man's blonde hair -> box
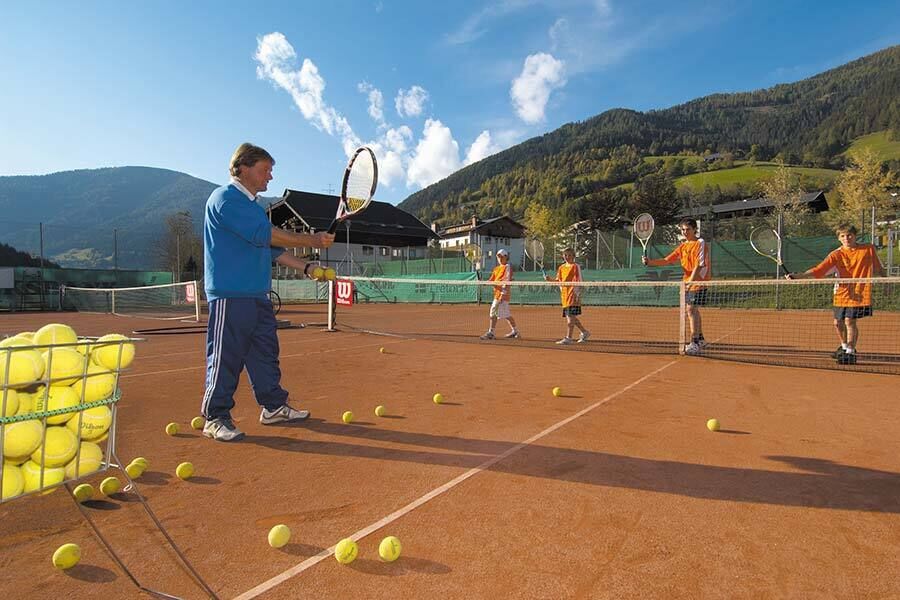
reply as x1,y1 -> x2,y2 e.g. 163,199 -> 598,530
229,143 -> 275,177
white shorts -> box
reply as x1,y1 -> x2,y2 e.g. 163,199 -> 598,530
490,299 -> 511,319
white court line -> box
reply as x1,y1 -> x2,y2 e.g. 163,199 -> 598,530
233,358 -> 678,600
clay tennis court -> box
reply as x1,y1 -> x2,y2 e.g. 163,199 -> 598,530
2,305 -> 900,599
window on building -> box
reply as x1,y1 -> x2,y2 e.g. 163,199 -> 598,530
380,247 -> 389,256
362,246 -> 374,256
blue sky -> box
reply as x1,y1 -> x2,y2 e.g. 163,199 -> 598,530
3,1 -> 899,204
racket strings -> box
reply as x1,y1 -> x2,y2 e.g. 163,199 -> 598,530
343,153 -> 376,215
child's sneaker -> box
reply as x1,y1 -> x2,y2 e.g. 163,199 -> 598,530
577,331 -> 591,343
504,330 -> 520,339
480,331 -> 495,340
555,337 -> 574,345
684,342 -> 702,355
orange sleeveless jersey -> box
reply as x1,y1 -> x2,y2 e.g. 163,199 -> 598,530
555,262 -> 582,307
662,238 -> 711,290
489,263 -> 512,301
809,243 -> 881,307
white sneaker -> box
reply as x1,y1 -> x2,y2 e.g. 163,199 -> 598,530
203,418 -> 245,442
697,338 -> 707,348
684,342 -> 701,355
556,337 -> 574,345
260,403 -> 310,425
577,331 -> 591,343
480,331 -> 495,340
504,330 -> 520,339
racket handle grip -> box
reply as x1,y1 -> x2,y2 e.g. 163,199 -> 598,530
326,219 -> 340,235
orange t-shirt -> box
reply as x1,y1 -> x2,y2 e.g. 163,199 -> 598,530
809,243 -> 882,307
555,262 -> 582,308
662,238 -> 711,290
489,263 -> 512,301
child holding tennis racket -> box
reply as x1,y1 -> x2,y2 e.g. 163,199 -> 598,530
544,248 -> 590,345
642,218 -> 710,355
480,249 -> 519,340
785,223 -> 885,364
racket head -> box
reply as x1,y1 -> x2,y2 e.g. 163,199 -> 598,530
524,238 -> 545,268
633,213 -> 655,244
462,243 -> 483,268
750,227 -> 782,263
328,147 -> 378,233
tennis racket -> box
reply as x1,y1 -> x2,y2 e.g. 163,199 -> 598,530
462,242 -> 483,271
750,227 -> 791,275
634,213 -> 655,258
327,146 -> 378,234
524,238 -> 547,277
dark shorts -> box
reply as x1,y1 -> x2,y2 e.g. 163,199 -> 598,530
562,306 -> 582,317
685,288 -> 708,306
833,306 -> 873,320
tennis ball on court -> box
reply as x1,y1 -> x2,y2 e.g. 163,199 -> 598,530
552,387 -> 562,397
91,334 -> 135,370
176,462 -> 194,480
33,323 -> 78,347
342,411 -> 354,424
66,405 -> 112,441
70,363 -> 116,403
374,405 -> 386,417
31,425 -> 78,468
52,543 -> 81,570
64,442 -> 104,479
334,538 -> 358,564
2,418 -> 44,460
130,457 -> 148,469
433,393 -> 443,405
190,416 -> 205,430
379,347 -> 386,354
41,348 -> 86,386
99,476 -> 120,496
707,418 -> 720,432
33,385 -> 80,424
312,266 -> 325,280
21,460 -> 65,494
1,463 -> 24,499
378,536 -> 402,562
324,267 -> 336,281
0,345 -> 44,388
72,483 -> 94,503
268,524 -> 291,548
165,422 -> 179,436
0,389 -> 19,417
125,462 -> 144,479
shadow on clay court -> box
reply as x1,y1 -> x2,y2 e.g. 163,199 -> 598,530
63,564 -> 118,583
717,429 -> 751,435
278,542 -> 326,557
245,426 -> 900,514
82,499 -> 121,511
348,556 -> 452,576
132,470 -> 173,486
182,476 -> 221,485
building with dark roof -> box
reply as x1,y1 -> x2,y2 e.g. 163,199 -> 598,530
680,191 -> 829,220
436,215 -> 526,266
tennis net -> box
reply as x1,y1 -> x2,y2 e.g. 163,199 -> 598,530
331,276 -> 900,375
63,280 -> 201,321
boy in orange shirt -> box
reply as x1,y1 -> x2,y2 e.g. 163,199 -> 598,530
544,247 -> 590,345
480,249 -> 519,340
786,223 -> 884,364
642,218 -> 710,355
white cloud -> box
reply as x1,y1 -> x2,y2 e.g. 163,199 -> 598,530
358,82 -> 385,126
464,130 -> 501,165
395,86 -> 429,118
407,119 -> 462,188
510,53 -> 566,124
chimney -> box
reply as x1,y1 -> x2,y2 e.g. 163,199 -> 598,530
431,222 -> 438,232
471,215 -> 478,228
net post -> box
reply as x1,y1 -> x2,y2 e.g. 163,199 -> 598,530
327,280 -> 335,331
678,280 -> 686,354
111,288 -> 116,314
193,280 -> 201,322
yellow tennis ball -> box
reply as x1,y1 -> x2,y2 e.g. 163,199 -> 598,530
41,348 -> 86,386
2,463 -> 24,499
707,418 -> 720,432
176,462 -> 194,480
31,425 -> 79,468
21,460 -> 65,494
268,524 -> 291,548
341,411 -> 354,424
72,483 -> 94,503
33,323 -> 78,347
334,538 -> 358,564
125,462 -> 144,479
99,476 -> 120,496
378,536 -> 402,562
91,334 -> 135,370
379,347 -> 386,354
52,543 -> 81,570
130,457 -> 148,469
432,393 -> 443,404
165,422 -> 179,436
0,389 -> 19,417
0,344 -> 44,388
0,335 -> 30,347
15,390 -> 34,415
552,387 -> 562,397
190,416 -> 205,430
65,405 -> 112,441
374,405 -> 386,417
312,266 -> 325,280
70,363 -> 116,403
324,267 -> 336,281
64,442 -> 104,479
33,385 -> 80,424
2,418 -> 44,460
